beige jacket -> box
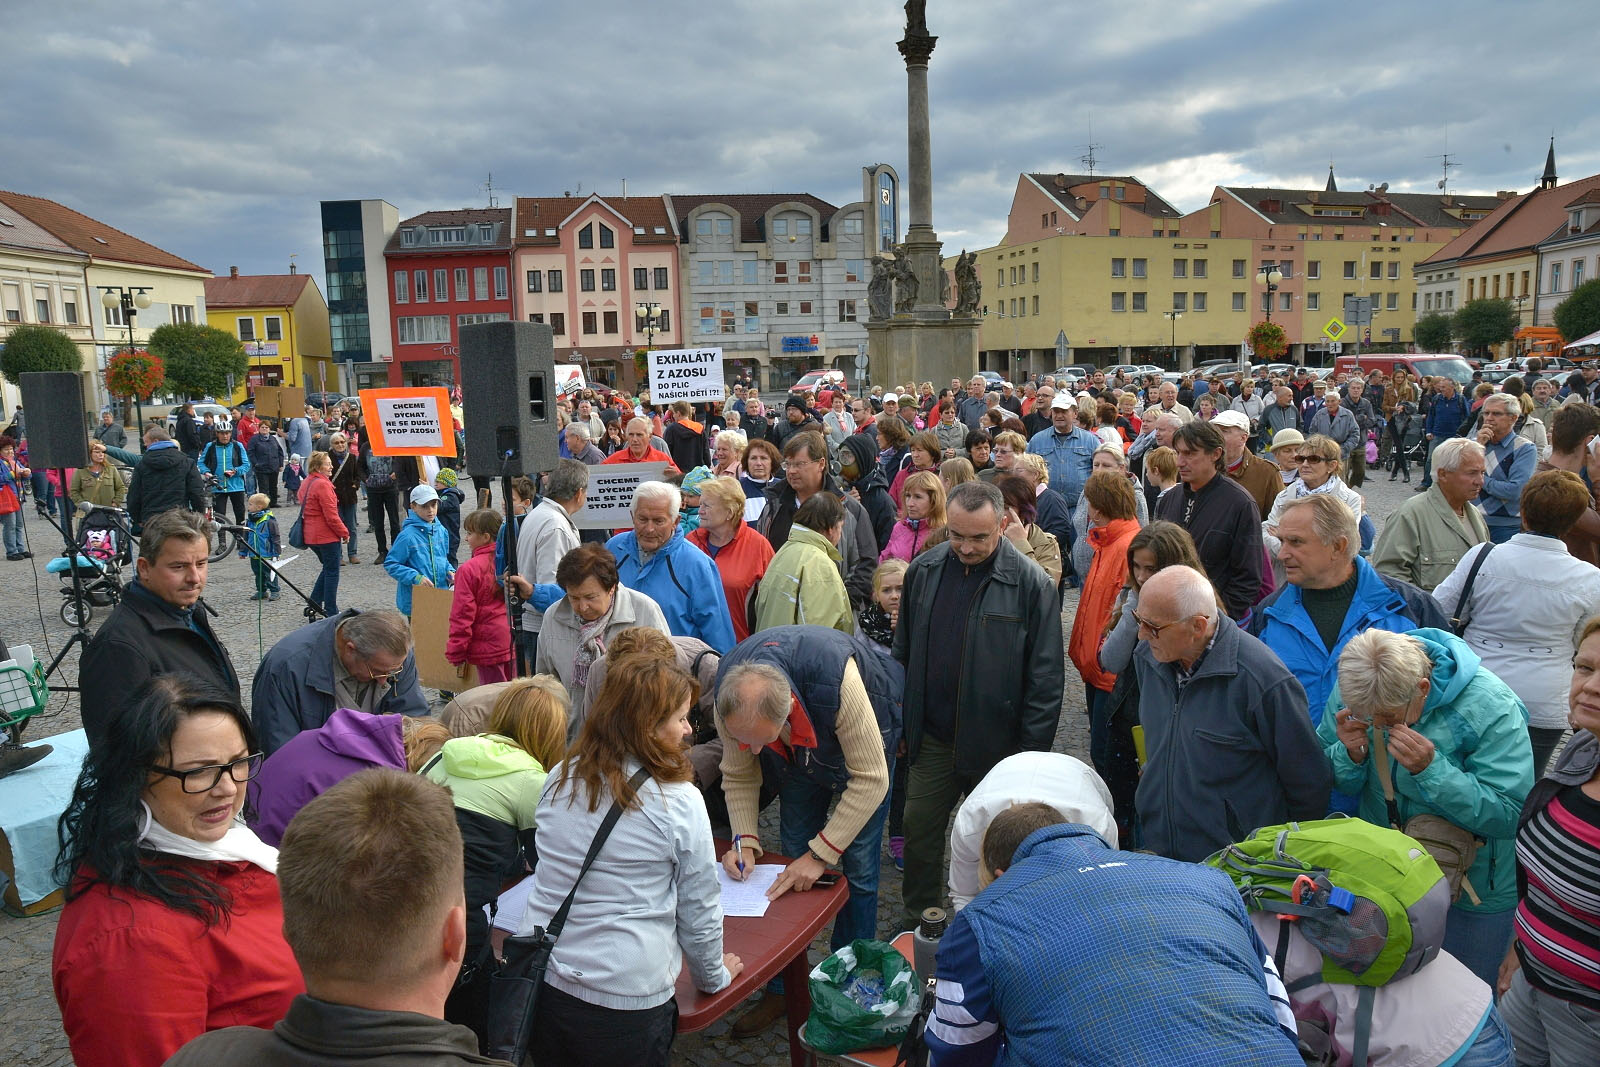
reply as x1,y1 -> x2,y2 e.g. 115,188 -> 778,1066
1370,485 -> 1490,592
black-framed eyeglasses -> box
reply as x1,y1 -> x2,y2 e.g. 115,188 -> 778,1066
150,753 -> 263,794
1296,455 -> 1331,465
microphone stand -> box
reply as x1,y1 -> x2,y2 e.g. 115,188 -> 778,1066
40,470 -> 91,693
214,520 -> 328,622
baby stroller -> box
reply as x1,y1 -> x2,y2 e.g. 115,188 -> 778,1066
49,505 -> 134,627
1386,402 -> 1425,478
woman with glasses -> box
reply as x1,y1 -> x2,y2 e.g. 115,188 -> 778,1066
69,439 -> 127,509
1261,433 -> 1364,563
52,674 -> 301,1067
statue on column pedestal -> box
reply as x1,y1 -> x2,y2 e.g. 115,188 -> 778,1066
892,244 -> 919,314
955,250 -> 981,316
868,257 -> 895,321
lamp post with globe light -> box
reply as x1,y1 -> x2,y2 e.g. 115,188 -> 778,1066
1256,266 -> 1284,323
98,285 -> 153,444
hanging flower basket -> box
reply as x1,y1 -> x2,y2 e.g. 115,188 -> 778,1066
105,348 -> 166,400
1246,321 -> 1289,362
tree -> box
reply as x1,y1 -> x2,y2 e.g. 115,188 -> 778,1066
1413,312 -> 1454,353
148,322 -> 248,399
1246,320 -> 1288,361
0,323 -> 81,384
1554,278 -> 1600,343
1452,298 -> 1519,357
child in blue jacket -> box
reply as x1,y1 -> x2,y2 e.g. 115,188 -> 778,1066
384,484 -> 455,615
244,492 -> 281,600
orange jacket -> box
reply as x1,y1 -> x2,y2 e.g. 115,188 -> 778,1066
1068,517 -> 1140,692
687,519 -> 774,643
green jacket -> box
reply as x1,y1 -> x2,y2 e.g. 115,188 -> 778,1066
1370,485 -> 1489,592
424,733 -> 548,832
754,524 -> 854,634
1317,627 -> 1533,913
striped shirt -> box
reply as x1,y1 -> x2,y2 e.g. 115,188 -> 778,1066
1514,784 -> 1600,1011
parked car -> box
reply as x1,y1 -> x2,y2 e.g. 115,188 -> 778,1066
303,391 -> 346,410
1484,355 -> 1575,372
1195,358 -> 1234,370
978,370 -> 1006,390
1197,362 -> 1251,380
166,402 -> 231,429
790,368 -> 847,395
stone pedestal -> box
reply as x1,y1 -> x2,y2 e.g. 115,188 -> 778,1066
867,316 -> 981,390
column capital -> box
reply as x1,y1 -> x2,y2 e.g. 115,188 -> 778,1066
897,33 -> 937,65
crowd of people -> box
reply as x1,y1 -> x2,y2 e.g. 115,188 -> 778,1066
29,360 -> 1600,1066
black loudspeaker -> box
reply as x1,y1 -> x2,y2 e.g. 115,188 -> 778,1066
19,372 -> 90,469
458,320 -> 558,479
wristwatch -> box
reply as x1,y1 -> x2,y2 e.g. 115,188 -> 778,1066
808,846 -> 831,866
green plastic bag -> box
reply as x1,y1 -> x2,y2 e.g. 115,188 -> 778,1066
805,938 -> 919,1055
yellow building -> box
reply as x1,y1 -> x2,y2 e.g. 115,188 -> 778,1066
204,268 -> 333,403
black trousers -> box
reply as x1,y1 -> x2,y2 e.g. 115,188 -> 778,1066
214,490 -> 245,524
367,485 -> 402,555
256,469 -> 280,507
528,982 -> 678,1067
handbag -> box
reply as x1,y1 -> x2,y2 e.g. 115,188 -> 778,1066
287,513 -> 307,550
485,766 -> 649,1064
1447,544 -> 1493,636
1374,731 -> 1481,905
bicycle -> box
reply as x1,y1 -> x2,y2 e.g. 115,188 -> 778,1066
199,472 -> 244,562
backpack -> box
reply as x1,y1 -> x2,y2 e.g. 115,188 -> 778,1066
1210,819 -> 1449,988
364,453 -> 395,490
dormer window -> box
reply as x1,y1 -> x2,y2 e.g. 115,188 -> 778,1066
479,224 -> 493,241
402,229 -> 419,246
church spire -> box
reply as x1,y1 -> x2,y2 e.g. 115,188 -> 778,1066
1325,164 -> 1337,194
1541,137 -> 1558,190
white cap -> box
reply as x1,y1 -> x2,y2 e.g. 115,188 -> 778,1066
883,392 -> 900,403
1211,410 -> 1251,431
410,484 -> 439,506
1050,393 -> 1074,410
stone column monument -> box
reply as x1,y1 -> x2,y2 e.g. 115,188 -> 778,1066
865,1 -> 980,389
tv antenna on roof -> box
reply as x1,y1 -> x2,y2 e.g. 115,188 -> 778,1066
1428,153 -> 1459,193
484,173 -> 498,208
1079,115 -> 1101,177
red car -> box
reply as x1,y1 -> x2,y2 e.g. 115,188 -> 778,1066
789,369 -> 848,395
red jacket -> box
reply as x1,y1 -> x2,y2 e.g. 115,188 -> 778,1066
53,861 -> 304,1067
1068,517 -> 1140,692
447,541 -> 512,666
688,519 -> 774,642
602,444 -> 679,473
298,472 -> 347,544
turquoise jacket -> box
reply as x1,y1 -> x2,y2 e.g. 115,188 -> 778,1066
384,513 -> 455,615
1317,627 -> 1534,913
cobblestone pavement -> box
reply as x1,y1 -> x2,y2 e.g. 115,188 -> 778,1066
1,469 -> 1419,1066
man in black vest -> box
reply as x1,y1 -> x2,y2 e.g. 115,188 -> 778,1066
715,625 -> 900,1036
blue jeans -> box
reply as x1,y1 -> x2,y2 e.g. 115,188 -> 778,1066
1442,904 -> 1516,987
1,510 -> 21,555
338,500 -> 359,558
764,756 -> 892,994
30,471 -> 55,515
1486,521 -> 1518,545
1452,1004 -> 1515,1067
309,541 -> 342,615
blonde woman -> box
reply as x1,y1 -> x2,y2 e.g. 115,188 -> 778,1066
940,456 -> 975,491
712,429 -> 747,479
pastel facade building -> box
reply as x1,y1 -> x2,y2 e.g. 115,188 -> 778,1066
204,267 -> 333,402
511,195 -> 681,391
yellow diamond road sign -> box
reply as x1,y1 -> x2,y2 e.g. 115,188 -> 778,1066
1323,318 -> 1347,342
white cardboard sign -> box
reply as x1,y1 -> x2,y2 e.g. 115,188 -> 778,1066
646,346 -> 723,404
571,462 -> 669,530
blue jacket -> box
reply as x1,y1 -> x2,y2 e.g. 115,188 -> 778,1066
245,509 -> 281,558
1025,425 -> 1098,509
1424,392 -> 1468,439
606,527 -> 736,653
926,824 -> 1301,1067
1249,557 -> 1448,728
1317,627 -> 1534,913
199,439 -> 251,493
384,513 -> 455,615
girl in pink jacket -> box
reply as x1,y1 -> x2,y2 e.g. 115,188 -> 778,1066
879,470 -> 946,562
446,509 -> 514,683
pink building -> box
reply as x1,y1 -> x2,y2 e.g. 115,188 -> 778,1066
512,195 -> 680,389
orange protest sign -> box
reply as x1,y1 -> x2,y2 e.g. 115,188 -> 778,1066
358,387 -> 457,457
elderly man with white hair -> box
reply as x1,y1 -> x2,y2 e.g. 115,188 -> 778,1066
1141,381 -> 1194,426
1132,565 -> 1331,862
601,416 -> 678,471
605,479 -> 736,653
1371,436 -> 1490,592
1475,391 -> 1538,544
562,421 -> 606,464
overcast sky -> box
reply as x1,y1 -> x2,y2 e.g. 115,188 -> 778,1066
4,0 -> 1595,288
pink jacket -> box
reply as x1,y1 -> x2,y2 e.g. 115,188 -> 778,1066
446,541 -> 512,667
879,518 -> 937,562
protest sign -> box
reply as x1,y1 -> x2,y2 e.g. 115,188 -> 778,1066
358,387 -> 457,457
410,584 -> 479,691
252,385 -> 305,419
646,346 -> 723,404
572,461 -> 669,530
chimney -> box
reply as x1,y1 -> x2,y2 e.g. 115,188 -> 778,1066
289,262 -> 296,274
229,265 -> 239,278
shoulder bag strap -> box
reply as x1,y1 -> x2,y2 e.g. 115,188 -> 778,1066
1373,731 -> 1403,830
1448,543 -> 1494,635
545,766 -> 650,940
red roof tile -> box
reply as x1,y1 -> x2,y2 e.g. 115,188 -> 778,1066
0,190 -> 207,273
1422,172 -> 1600,266
204,273 -> 313,309
512,196 -> 678,246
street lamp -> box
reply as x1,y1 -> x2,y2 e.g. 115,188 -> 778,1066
98,285 -> 154,447
1256,266 -> 1284,323
1163,310 -> 1184,367
634,302 -> 664,349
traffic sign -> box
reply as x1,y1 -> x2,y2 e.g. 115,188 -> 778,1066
1343,296 -> 1373,326
1054,330 -> 1069,361
1323,318 -> 1347,342
1328,342 -> 1343,355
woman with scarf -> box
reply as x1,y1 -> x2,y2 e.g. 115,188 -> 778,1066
52,675 -> 302,1067
534,543 -> 671,738
1261,432 -> 1365,562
